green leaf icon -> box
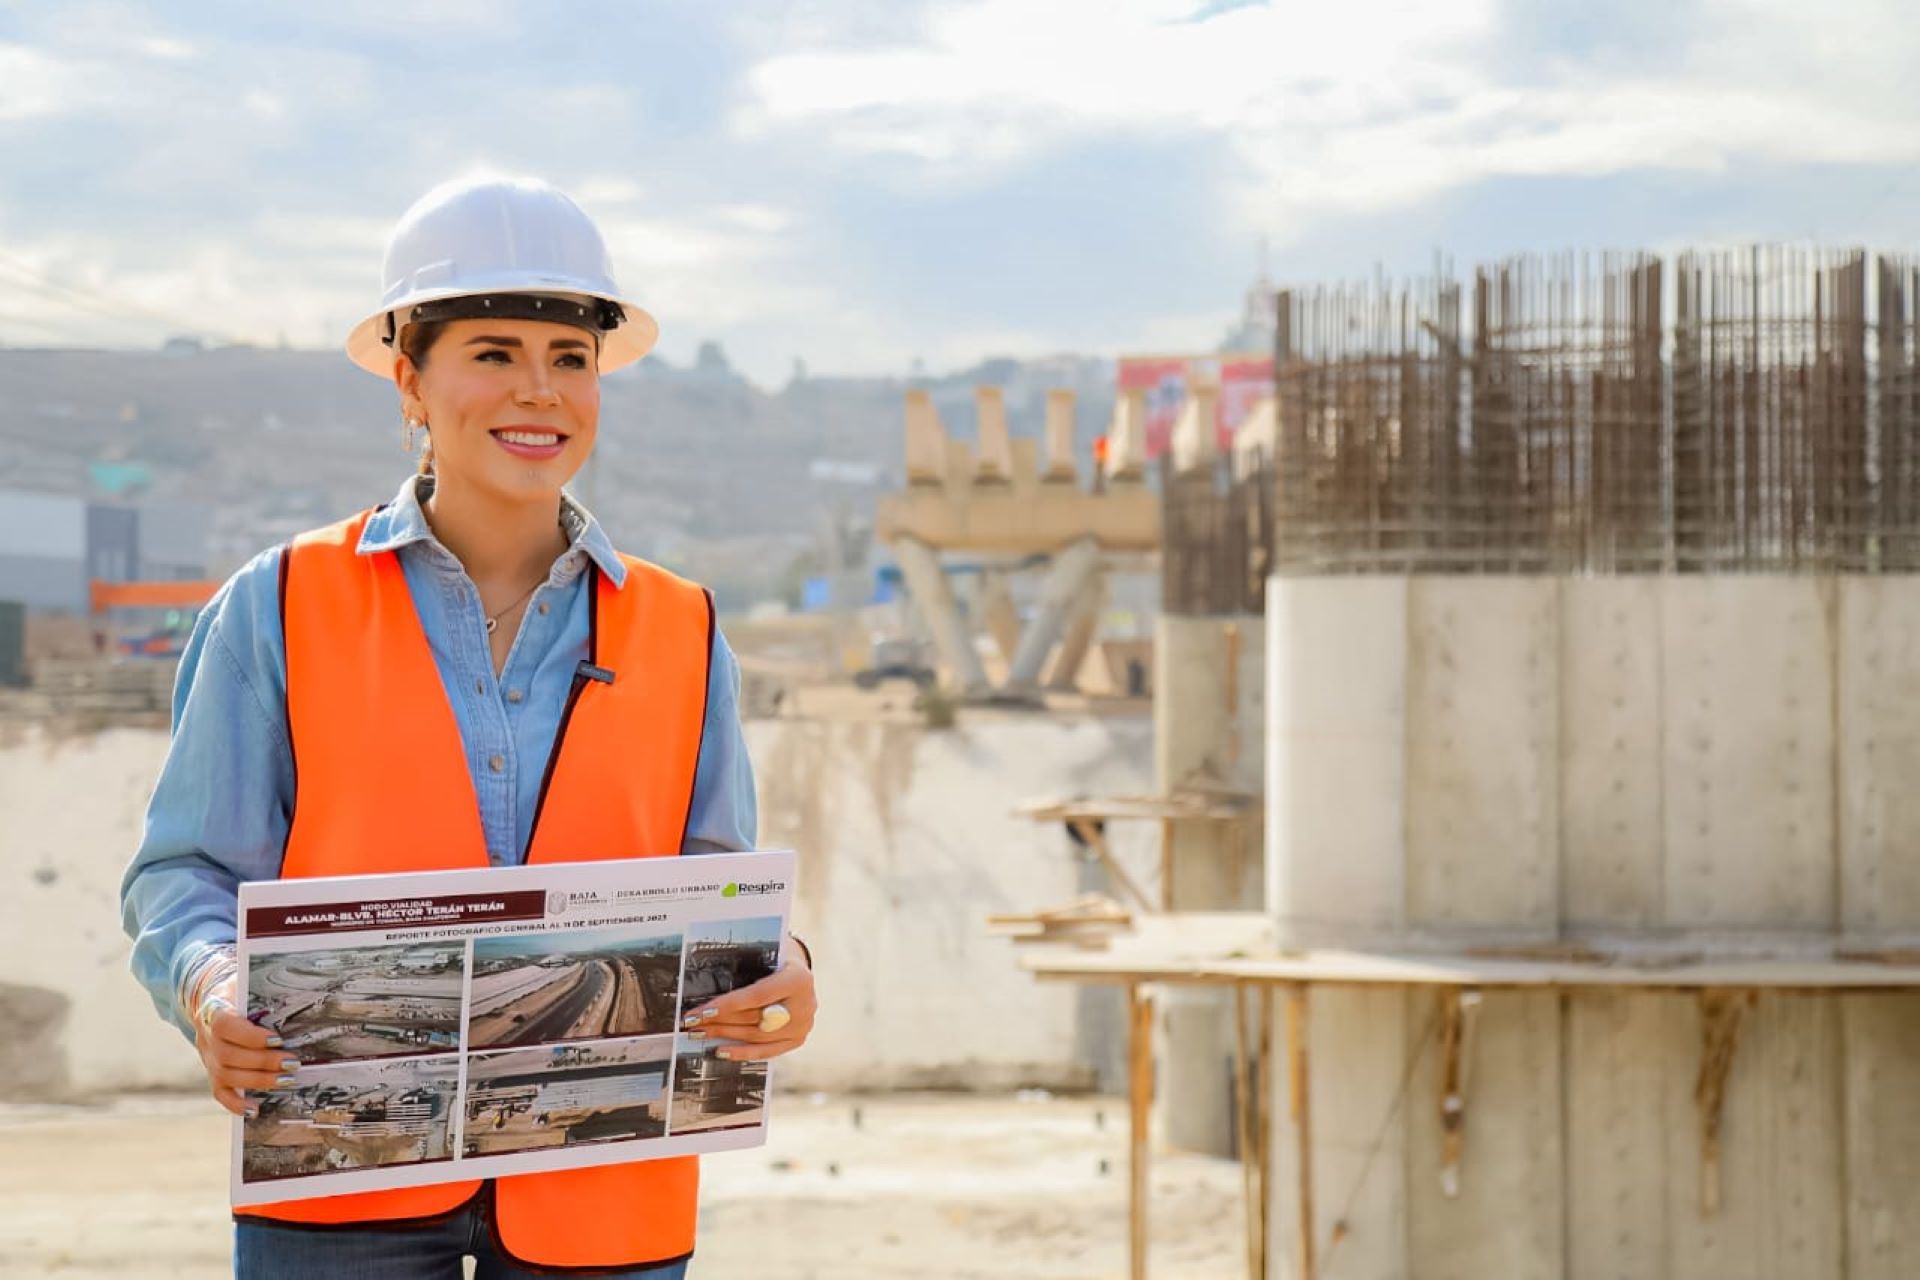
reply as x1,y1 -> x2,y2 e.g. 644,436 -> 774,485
722,883 -> 738,898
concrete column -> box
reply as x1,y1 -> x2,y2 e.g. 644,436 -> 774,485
981,570 -> 1021,666
975,386 -> 1013,483
904,390 -> 948,485
1045,572 -> 1107,691
1107,388 -> 1148,482
1170,380 -> 1221,475
892,536 -> 991,698
1042,389 -> 1078,483
1154,614 -> 1267,1158
1005,537 -> 1102,692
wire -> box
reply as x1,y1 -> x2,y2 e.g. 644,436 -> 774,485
1316,999 -> 1442,1272
0,249 -> 246,345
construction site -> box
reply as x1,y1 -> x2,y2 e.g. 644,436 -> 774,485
8,245 -> 1920,1279
463,1038 -> 673,1155
467,929 -> 684,1048
245,943 -> 467,1062
239,1057 -> 459,1184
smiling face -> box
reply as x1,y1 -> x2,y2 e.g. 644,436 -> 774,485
394,316 -> 601,506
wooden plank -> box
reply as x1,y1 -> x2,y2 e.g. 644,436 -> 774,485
1286,986 -> 1313,1280
1840,993 -> 1920,1278
1561,580 -> 1666,929
1130,985 -> 1153,1280
1270,986 -> 1409,1280
1659,578 -> 1835,929
1406,990 -> 1563,1280
1017,931 -> 1920,991
1267,577 -> 1408,947
1565,991 -> 1674,1280
1665,993 -> 1843,1280
1405,579 -> 1559,939
1837,578 -> 1920,940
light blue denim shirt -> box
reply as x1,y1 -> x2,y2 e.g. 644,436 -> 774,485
119,474 -> 757,1038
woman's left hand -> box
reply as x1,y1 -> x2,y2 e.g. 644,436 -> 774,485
681,948 -> 817,1062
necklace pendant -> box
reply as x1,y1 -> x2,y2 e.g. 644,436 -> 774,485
486,617 -> 498,635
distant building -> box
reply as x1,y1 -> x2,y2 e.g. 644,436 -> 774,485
0,489 -> 87,613
0,489 -> 211,614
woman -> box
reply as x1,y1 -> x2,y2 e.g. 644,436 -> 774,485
119,175 -> 817,1279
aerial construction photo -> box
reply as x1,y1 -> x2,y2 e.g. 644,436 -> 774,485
247,941 -> 465,1062
678,917 -> 782,1021
241,1056 -> 459,1183
468,926 -> 684,1049
462,1036 -> 673,1157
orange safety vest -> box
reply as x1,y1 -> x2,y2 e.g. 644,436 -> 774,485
237,508 -> 715,1272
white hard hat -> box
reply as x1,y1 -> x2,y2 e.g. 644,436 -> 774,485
345,175 -> 658,377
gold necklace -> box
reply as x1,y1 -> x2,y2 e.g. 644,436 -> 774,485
485,579 -> 545,635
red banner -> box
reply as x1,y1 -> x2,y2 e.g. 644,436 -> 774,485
1117,354 -> 1273,458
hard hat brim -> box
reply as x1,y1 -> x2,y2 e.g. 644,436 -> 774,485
346,283 -> 659,379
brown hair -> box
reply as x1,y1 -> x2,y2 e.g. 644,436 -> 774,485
398,321 -> 448,475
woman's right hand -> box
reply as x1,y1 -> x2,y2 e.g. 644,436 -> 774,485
192,974 -> 298,1117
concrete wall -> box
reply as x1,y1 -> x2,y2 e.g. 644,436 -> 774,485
1265,575 -> 1920,949
1262,574 -> 1920,1278
752,714 -> 1154,1093
0,712 -> 1153,1100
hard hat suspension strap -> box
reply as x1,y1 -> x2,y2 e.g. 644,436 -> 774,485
383,293 -> 625,348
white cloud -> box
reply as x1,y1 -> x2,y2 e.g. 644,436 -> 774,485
739,0 -> 1920,232
0,44 -> 108,121
717,203 -> 793,234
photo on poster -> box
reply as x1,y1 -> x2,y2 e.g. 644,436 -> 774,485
678,917 -> 782,1021
462,1036 -> 674,1157
468,925 -> 685,1049
667,1037 -> 769,1135
242,1056 -> 459,1182
248,941 -> 464,1062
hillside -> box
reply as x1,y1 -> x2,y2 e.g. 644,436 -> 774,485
0,344 -> 1117,601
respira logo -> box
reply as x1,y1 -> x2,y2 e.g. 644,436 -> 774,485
724,880 -> 785,897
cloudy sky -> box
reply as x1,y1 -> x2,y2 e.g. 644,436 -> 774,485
0,0 -> 1915,384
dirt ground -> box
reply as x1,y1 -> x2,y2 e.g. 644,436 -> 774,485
0,1091 -> 1243,1279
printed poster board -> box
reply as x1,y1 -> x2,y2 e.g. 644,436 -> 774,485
231,849 -> 795,1206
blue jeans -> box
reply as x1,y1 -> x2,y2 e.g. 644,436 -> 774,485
233,1184 -> 691,1279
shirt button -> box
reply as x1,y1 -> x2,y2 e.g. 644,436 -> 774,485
537,601 -> 551,616
488,755 -> 504,773
474,678 -> 485,695
507,689 -> 524,704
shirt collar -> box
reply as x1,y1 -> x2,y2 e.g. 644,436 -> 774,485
355,473 -> 628,589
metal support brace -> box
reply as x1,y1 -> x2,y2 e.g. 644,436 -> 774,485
1695,988 -> 1753,1218
892,535 -> 992,698
1436,986 -> 1483,1199
1005,537 -> 1103,691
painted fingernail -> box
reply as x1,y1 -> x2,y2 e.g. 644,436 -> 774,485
685,1030 -> 706,1041
245,1107 -> 259,1119
265,1036 -> 284,1048
700,1008 -> 720,1020
682,1015 -> 700,1028
717,1050 -> 735,1061
275,1074 -> 297,1087
280,1058 -> 301,1072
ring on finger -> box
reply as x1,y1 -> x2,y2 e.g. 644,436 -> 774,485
757,1002 -> 791,1034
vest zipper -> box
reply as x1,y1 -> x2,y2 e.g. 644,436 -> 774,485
524,666 -> 589,860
